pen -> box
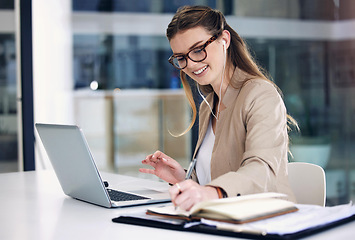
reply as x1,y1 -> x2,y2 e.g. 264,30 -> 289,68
174,158 -> 196,210
185,158 -> 197,180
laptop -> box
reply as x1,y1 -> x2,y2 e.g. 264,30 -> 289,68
35,123 -> 171,208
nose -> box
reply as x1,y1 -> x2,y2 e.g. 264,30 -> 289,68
185,58 -> 197,69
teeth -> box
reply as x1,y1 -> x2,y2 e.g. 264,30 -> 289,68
194,66 -> 207,75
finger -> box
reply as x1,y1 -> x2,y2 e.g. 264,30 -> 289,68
141,159 -> 157,167
151,150 -> 165,160
144,153 -> 162,163
144,154 -> 153,160
169,180 -> 197,204
178,197 -> 195,211
145,152 -> 161,164
169,183 -> 183,204
169,183 -> 183,196
176,183 -> 182,193
174,190 -> 194,211
138,168 -> 155,175
160,157 -> 177,168
169,180 -> 193,201
176,188 -> 201,211
143,154 -> 154,163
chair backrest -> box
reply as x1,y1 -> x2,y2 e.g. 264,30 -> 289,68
288,162 -> 326,206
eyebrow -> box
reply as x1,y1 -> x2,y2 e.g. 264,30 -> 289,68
172,40 -> 204,56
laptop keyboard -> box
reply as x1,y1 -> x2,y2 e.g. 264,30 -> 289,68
107,189 -> 150,202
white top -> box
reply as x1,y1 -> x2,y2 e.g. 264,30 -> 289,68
196,117 -> 215,186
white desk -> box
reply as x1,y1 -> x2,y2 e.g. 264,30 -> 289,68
1,170 -> 354,240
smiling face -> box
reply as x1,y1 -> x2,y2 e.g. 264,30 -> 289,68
169,26 -> 227,90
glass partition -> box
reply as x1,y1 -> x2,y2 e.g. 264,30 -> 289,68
0,2 -> 18,173
73,35 -> 175,90
248,38 -> 355,205
68,0 -> 355,204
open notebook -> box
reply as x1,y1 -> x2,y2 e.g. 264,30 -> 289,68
113,195 -> 355,239
146,192 -> 298,224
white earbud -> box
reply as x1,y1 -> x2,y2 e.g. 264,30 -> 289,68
222,40 -> 226,55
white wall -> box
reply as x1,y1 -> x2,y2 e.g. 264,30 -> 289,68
32,0 -> 74,169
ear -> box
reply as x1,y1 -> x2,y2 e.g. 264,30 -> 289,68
221,30 -> 231,49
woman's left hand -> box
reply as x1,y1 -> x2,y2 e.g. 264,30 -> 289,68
169,180 -> 219,211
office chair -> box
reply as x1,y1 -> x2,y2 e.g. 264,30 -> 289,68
288,162 -> 326,207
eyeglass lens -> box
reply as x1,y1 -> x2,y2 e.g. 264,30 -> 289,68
170,34 -> 217,70
172,48 -> 206,69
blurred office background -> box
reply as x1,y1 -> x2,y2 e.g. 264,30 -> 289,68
0,0 -> 354,206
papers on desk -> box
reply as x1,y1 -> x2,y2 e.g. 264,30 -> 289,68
113,202 -> 355,239
202,203 -> 355,236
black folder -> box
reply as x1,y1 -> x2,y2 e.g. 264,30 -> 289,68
112,213 -> 355,239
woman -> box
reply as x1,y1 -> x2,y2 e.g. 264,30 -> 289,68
139,5 -> 296,210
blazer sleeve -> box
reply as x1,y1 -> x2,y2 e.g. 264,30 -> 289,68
208,80 -> 291,199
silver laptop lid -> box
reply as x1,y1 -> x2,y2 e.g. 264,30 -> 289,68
35,123 -> 112,208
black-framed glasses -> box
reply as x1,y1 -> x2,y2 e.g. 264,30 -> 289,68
168,34 -> 219,70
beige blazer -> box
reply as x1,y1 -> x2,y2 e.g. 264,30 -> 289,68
192,67 -> 296,202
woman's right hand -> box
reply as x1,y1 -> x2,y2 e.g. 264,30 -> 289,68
139,150 -> 186,184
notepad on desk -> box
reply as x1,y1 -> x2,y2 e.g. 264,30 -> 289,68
146,192 -> 298,224
113,195 -> 355,239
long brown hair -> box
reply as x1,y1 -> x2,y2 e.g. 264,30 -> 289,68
167,5 -> 297,136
